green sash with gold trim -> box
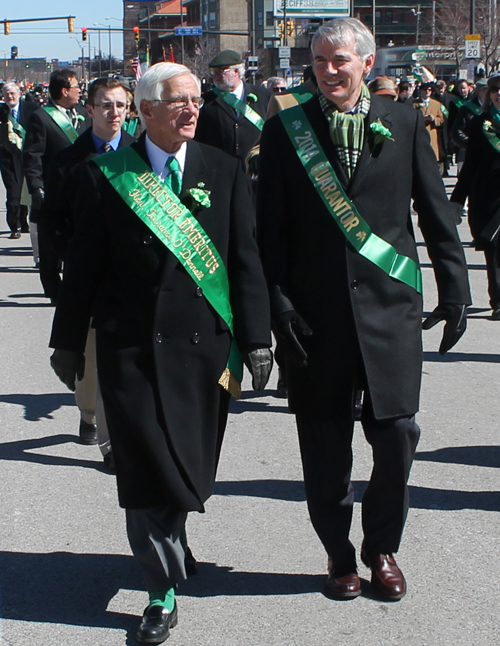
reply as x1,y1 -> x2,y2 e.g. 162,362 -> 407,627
43,105 -> 79,143
93,146 -> 243,397
279,104 -> 422,294
212,87 -> 265,130
290,85 -> 314,104
8,113 -> 26,140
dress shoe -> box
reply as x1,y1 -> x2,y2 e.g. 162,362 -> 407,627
276,368 -> 288,398
9,230 -> 21,239
184,545 -> 198,576
136,602 -> 178,644
79,419 -> 98,445
361,543 -> 406,601
325,559 -> 361,599
491,308 -> 500,320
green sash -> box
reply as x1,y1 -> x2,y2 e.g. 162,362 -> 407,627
451,96 -> 466,109
212,87 -> 265,130
43,105 -> 79,143
463,100 -> 482,116
279,105 -> 422,294
8,113 -> 26,140
440,103 -> 449,118
290,85 -> 314,104
93,146 -> 243,398
482,119 -> 500,154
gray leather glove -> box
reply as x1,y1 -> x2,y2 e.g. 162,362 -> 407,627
274,310 -> 312,366
422,304 -> 467,355
50,349 -> 85,391
31,187 -> 45,211
245,348 -> 273,391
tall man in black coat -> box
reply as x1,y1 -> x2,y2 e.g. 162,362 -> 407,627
43,77 -> 135,450
23,68 -> 91,302
49,63 -> 272,644
195,49 -> 271,169
257,18 -> 471,602
0,83 -> 39,237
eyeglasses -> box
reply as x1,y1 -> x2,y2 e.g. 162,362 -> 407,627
272,86 -> 286,93
155,96 -> 204,109
93,102 -> 128,113
490,86 -> 500,93
68,84 -> 80,90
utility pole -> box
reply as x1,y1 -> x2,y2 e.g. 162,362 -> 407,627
470,0 -> 475,34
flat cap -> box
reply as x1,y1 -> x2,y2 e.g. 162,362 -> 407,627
209,49 -> 242,68
487,73 -> 500,86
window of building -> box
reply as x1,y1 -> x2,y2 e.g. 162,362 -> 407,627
386,9 -> 393,23
266,11 -> 274,27
257,11 -> 263,27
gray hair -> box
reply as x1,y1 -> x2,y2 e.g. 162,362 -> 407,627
2,82 -> 21,95
267,76 -> 286,89
134,62 -> 201,123
311,17 -> 376,62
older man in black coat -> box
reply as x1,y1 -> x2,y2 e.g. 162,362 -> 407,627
49,63 -> 272,644
257,18 -> 470,602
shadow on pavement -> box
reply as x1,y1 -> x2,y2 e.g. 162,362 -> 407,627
0,392 -> 75,420
423,351 -> 500,363
416,445 -> 500,468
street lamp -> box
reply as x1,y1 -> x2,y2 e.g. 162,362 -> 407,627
411,5 -> 422,45
106,17 -> 122,75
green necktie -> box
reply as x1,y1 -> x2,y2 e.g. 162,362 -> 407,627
165,156 -> 182,195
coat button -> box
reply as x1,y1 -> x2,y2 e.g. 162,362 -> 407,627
143,235 -> 153,245
155,333 -> 162,343
195,286 -> 203,297
191,333 -> 200,344
350,280 -> 358,290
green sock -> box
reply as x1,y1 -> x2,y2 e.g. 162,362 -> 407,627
148,587 -> 175,612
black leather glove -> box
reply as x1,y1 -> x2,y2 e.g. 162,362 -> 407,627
31,187 -> 45,211
274,310 -> 312,366
50,349 -> 85,391
245,347 -> 273,391
422,304 -> 467,355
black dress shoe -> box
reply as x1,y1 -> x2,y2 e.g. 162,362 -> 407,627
491,308 -> 500,321
361,543 -> 406,601
184,546 -> 198,576
9,231 -> 21,239
136,602 -> 178,644
276,368 -> 288,398
324,559 -> 361,599
79,419 -> 98,445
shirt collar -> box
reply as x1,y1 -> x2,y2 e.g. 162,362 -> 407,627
231,80 -> 244,101
145,134 -> 187,181
92,130 -> 122,153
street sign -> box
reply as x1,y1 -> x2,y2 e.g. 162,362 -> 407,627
278,46 -> 291,59
247,56 -> 259,70
274,0 -> 349,19
280,58 -> 290,69
174,26 -> 202,36
465,34 -> 481,59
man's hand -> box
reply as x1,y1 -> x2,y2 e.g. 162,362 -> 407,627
50,349 -> 85,391
31,187 -> 45,211
274,310 -> 312,366
422,304 -> 467,355
245,348 -> 273,391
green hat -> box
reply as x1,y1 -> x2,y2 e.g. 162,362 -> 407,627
209,50 -> 242,68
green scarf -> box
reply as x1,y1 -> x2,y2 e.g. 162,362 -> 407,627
318,84 -> 371,179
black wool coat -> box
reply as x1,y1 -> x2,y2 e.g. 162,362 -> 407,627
257,93 -> 471,420
195,82 -> 271,167
50,135 -> 271,511
451,112 -> 500,246
0,100 -> 39,198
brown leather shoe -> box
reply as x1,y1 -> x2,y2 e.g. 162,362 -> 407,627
325,559 -> 361,599
361,545 -> 406,601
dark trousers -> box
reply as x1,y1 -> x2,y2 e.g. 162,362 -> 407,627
5,196 -> 26,232
37,217 -> 62,300
295,404 -> 420,571
484,246 -> 500,309
126,506 -> 188,592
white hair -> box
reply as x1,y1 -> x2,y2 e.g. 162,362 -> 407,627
134,62 -> 201,123
311,17 -> 376,61
2,82 -> 21,95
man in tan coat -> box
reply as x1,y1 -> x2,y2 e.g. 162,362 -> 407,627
414,82 -> 444,163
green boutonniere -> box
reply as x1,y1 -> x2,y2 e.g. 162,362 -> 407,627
76,114 -> 85,122
370,118 -> 394,146
187,182 -> 212,209
247,93 -> 258,103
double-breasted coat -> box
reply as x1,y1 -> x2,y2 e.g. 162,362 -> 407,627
257,93 -> 471,421
49,135 -> 271,511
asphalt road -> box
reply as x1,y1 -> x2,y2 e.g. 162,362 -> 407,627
0,173 -> 499,646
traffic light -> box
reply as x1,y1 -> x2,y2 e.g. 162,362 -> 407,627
133,26 -> 140,44
278,21 -> 285,42
46,64 -> 51,69
287,19 -> 294,37
4,21 -> 10,36
68,17 -> 74,33
82,27 -> 87,41
25,62 -> 30,69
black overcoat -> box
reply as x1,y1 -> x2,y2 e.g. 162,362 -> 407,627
0,100 -> 39,198
257,93 -> 471,420
195,82 -> 271,167
49,135 -> 271,511
451,112 -> 500,245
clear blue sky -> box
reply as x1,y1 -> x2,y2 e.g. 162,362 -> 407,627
0,1 -> 124,63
